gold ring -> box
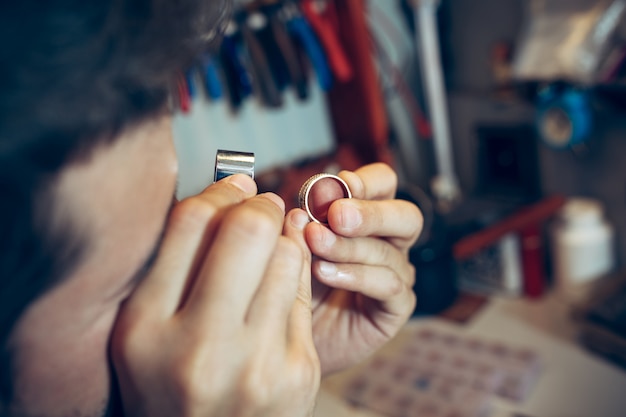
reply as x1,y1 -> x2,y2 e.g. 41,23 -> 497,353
298,173 -> 352,225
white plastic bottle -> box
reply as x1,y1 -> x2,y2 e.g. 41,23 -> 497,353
552,198 -> 615,303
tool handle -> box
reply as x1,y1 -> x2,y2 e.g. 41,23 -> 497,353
221,35 -> 254,97
201,56 -> 223,100
241,24 -> 284,108
177,73 -> 191,113
287,15 -> 332,91
301,0 -> 353,83
270,12 -> 309,100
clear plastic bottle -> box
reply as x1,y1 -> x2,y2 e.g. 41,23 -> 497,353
552,198 -> 615,303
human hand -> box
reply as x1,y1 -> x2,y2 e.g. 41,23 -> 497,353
111,175 -> 320,417
284,163 -> 422,375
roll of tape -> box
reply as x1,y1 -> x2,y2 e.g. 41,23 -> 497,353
214,149 -> 255,182
536,88 -> 593,149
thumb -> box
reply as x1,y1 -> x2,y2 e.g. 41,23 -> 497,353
283,209 -> 315,348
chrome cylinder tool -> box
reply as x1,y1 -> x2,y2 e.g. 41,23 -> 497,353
214,149 -> 255,181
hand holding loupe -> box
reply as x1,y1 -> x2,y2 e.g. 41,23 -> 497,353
215,150 -> 352,225
214,149 -> 256,181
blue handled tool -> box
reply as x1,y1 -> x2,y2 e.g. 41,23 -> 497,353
536,87 -> 593,149
185,68 -> 197,99
239,11 -> 284,108
220,28 -> 253,109
200,54 -> 223,100
266,3 -> 309,100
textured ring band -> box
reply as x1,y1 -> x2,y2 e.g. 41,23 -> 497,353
298,173 -> 352,225
214,149 -> 255,182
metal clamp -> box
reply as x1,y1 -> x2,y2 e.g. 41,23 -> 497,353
214,149 -> 255,182
298,173 -> 352,225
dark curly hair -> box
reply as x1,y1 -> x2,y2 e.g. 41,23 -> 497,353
0,0 -> 230,405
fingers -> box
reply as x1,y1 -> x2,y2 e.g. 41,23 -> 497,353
305,220 -> 416,317
338,163 -> 398,201
124,174 -> 259,318
282,209 -> 316,350
330,163 -> 422,249
244,236 -> 304,335
327,198 -> 423,249
305,223 -> 414,285
312,260 -> 416,314
183,193 -> 287,328
114,178 -> 322,417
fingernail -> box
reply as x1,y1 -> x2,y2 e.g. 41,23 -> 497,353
224,174 -> 257,194
318,260 -> 337,277
292,209 -> 310,230
259,193 -> 286,212
341,202 -> 362,230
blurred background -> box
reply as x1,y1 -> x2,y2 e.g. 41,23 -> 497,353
172,0 -> 626,416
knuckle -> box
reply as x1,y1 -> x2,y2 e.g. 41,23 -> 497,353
237,349 -> 320,406
341,237 -> 358,261
375,241 -> 392,264
289,354 -> 321,394
110,312 -> 147,363
171,198 -> 218,228
111,321 -> 171,373
385,272 -> 405,298
225,205 -> 278,239
238,361 -> 276,407
170,369 -> 203,408
407,263 -> 417,287
169,352 -> 217,408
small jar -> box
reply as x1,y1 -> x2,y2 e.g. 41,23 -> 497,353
551,198 -> 615,302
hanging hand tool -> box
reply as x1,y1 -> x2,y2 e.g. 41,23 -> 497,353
301,0 -> 353,83
199,54 -> 223,101
281,0 -> 332,91
176,72 -> 192,113
263,3 -> 309,100
250,10 -> 291,91
219,23 -> 253,110
238,11 -> 284,108
185,68 -> 197,99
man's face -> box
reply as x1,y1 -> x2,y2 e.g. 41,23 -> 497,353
6,116 -> 179,417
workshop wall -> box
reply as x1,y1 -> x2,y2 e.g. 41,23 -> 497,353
539,115 -> 626,269
172,0 -> 428,197
439,0 -> 525,94
441,0 -> 626,266
171,0 -> 626,265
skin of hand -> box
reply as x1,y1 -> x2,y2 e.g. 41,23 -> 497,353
284,163 -> 422,375
110,174 -> 321,417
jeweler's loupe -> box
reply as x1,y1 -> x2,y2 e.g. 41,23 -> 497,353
214,149 -> 255,182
